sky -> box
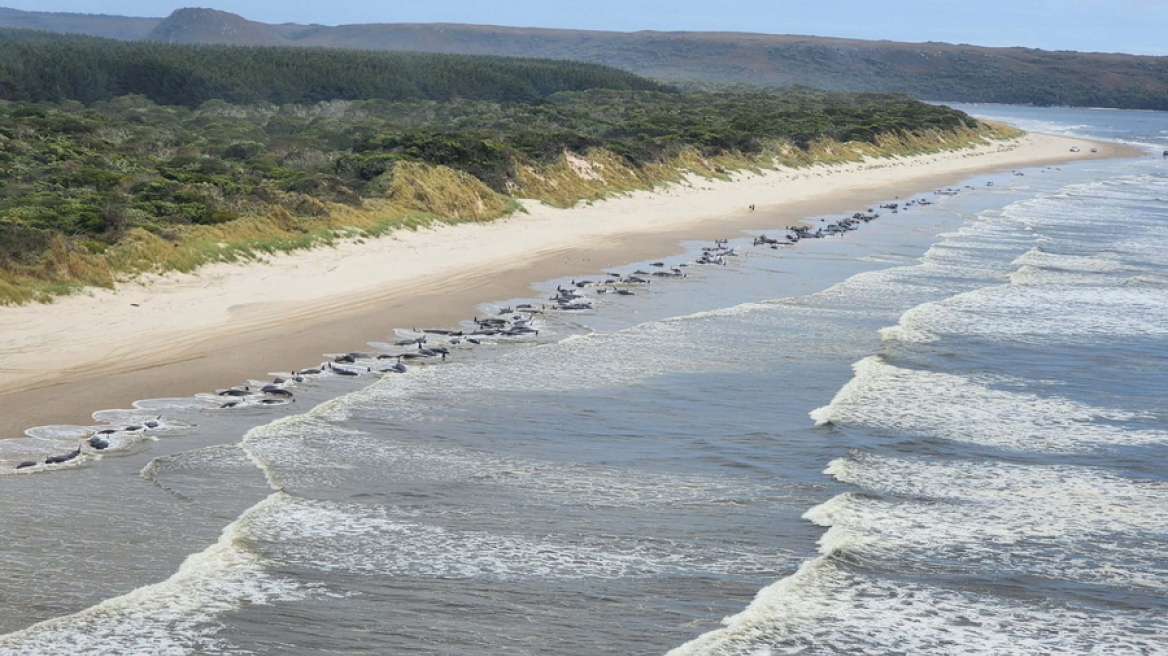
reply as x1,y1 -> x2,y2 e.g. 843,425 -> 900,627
4,0 -> 1165,56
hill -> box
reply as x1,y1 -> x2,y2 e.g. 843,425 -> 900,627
0,6 -> 1167,109
0,6 -> 158,40
146,7 -> 289,46
285,25 -> 1168,110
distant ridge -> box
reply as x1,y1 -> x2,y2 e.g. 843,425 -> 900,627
146,7 -> 288,46
0,6 -> 158,39
1,5 -> 1167,109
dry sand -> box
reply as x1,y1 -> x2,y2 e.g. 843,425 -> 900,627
0,133 -> 1141,437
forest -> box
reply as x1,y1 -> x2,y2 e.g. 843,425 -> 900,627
3,10 -> 1168,110
0,29 -> 668,106
0,31 -> 1008,303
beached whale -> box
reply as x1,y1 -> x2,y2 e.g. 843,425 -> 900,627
44,448 -> 81,465
380,361 -> 408,374
218,388 -> 251,397
328,364 -> 365,376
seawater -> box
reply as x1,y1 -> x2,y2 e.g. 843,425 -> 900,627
0,106 -> 1164,655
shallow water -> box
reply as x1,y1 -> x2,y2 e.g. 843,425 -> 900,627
0,106 -> 1164,655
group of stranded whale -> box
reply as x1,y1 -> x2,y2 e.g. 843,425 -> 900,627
15,417 -> 162,470
15,184 -> 982,471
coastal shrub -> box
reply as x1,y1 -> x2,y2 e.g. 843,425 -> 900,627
193,210 -> 240,226
0,75 -> 1005,303
222,141 -> 266,160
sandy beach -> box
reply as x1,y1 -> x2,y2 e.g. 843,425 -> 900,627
0,133 -> 1139,437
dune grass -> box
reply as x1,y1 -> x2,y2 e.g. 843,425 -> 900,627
0,122 -> 1019,306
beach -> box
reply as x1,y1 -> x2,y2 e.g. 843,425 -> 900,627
0,132 -> 1136,438
0,102 -> 1164,655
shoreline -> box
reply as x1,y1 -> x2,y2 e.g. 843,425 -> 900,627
0,133 -> 1141,438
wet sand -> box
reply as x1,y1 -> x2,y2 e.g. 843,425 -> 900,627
0,135 -> 1140,437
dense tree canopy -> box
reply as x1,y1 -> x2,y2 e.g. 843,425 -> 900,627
0,29 -> 669,106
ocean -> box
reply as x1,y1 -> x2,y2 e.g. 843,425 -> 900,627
0,105 -> 1164,655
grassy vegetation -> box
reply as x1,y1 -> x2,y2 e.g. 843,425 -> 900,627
0,75 -> 1015,305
